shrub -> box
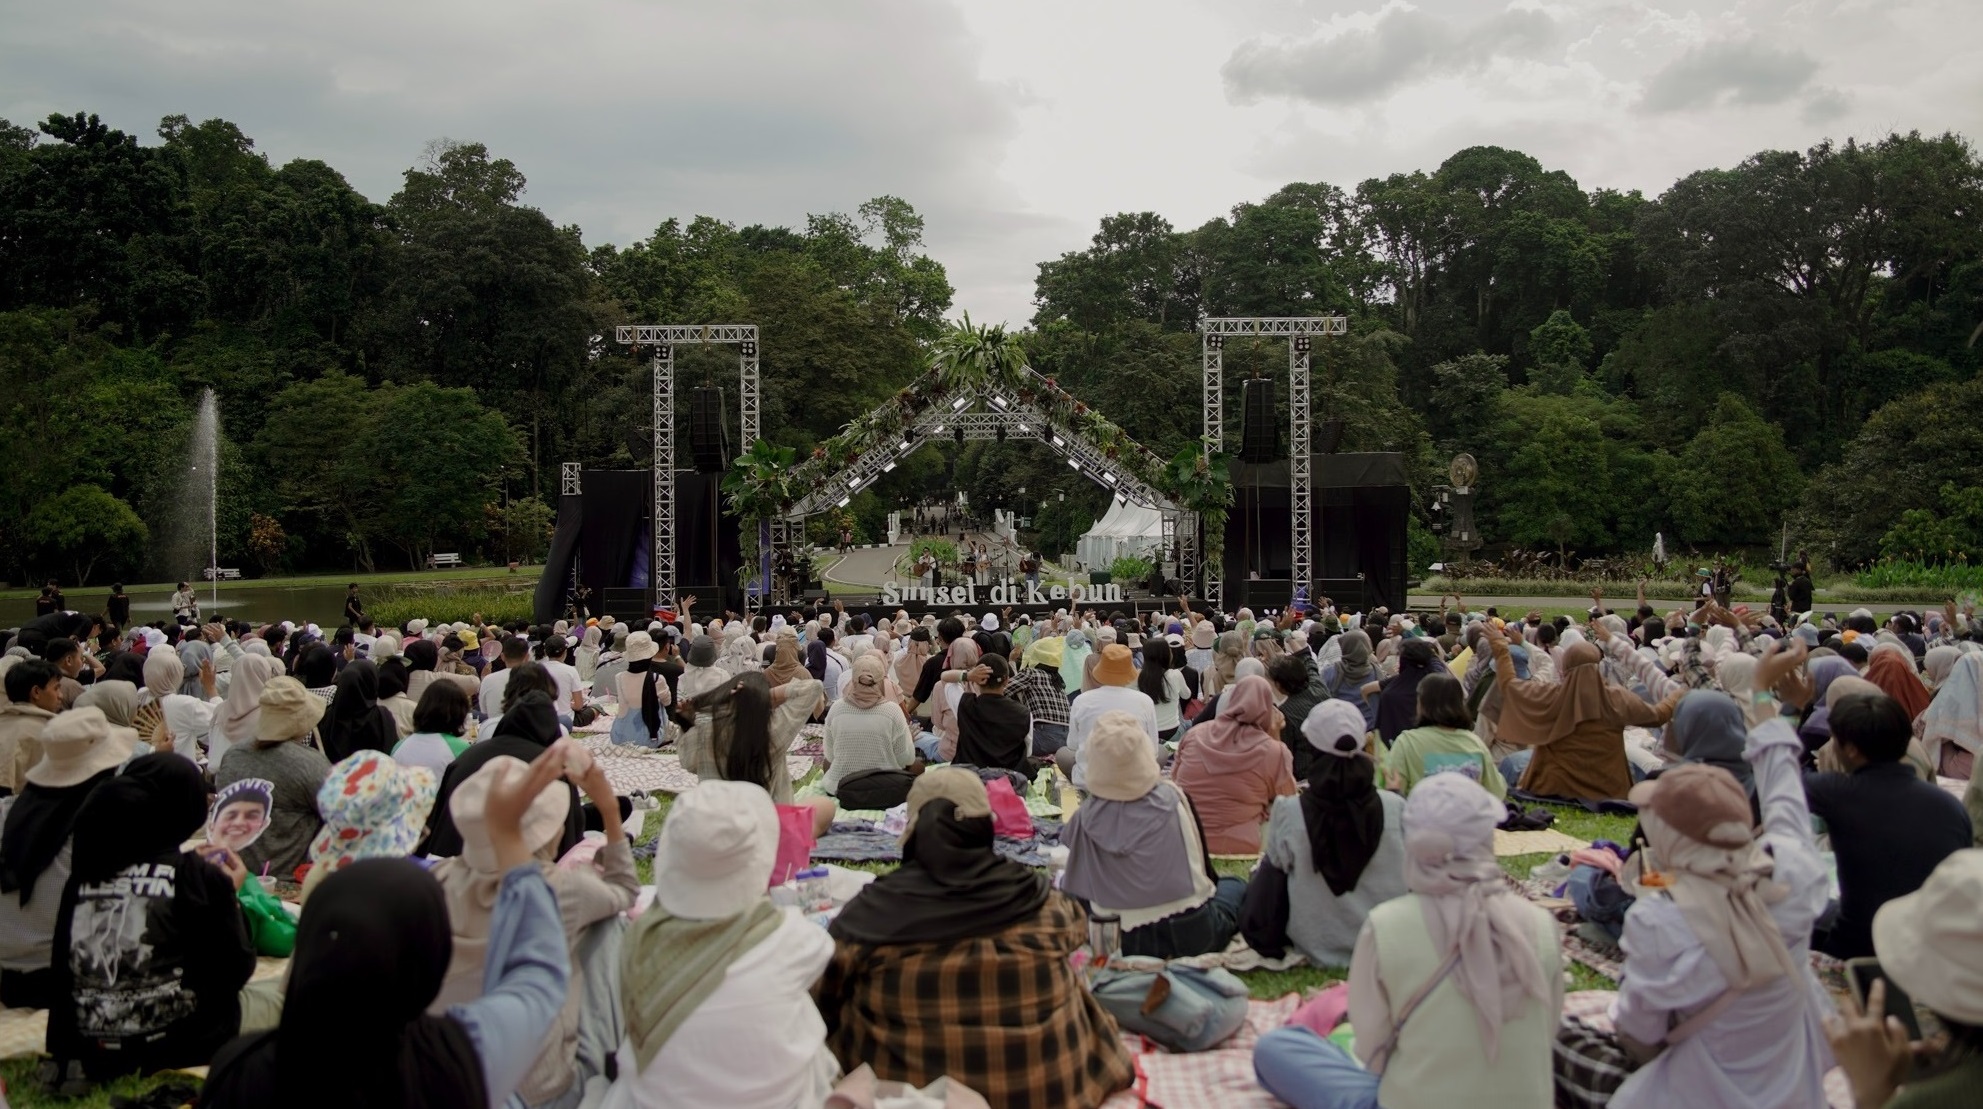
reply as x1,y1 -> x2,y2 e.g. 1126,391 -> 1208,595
1851,559 -> 1983,594
1109,555 -> 1154,583
368,585 -> 537,628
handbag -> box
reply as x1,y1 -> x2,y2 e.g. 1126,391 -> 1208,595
1090,964 -> 1251,1053
982,776 -> 1034,838
769,803 -> 818,886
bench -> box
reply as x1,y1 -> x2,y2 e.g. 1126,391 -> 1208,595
202,567 -> 243,581
429,552 -> 463,569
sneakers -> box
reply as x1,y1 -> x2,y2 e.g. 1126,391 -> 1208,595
1529,852 -> 1574,883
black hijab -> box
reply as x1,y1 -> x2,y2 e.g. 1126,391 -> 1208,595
294,644 -> 337,689
101,651 -> 146,687
1374,638 -> 1437,743
490,692 -> 560,746
830,799 -> 1049,945
421,692 -> 576,860
1302,753 -> 1386,897
69,753 -> 208,884
323,660 -> 397,762
197,859 -> 486,1109
0,766 -> 118,905
626,658 -> 663,742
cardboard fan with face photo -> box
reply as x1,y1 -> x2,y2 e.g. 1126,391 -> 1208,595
208,777 -> 275,855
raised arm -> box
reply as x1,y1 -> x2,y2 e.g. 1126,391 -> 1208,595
1594,623 -> 1682,700
1746,641 -> 1819,847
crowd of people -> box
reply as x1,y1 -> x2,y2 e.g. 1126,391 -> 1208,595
0,585 -> 1976,1106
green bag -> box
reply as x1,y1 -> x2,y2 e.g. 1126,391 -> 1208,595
237,879 -> 297,957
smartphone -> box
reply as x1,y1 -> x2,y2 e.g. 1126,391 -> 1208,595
1844,957 -> 1922,1041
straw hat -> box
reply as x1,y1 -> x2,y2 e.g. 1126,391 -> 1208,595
1092,643 -> 1137,687
257,676 -> 326,743
449,755 -> 572,872
28,708 -> 132,788
1083,711 -> 1160,802
624,631 -> 659,663
653,780 -> 778,919
1873,849 -> 1983,1024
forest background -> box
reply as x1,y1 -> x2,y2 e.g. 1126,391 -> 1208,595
2,111 -> 1980,589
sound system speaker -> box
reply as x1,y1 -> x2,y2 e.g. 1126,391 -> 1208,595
802,590 -> 830,605
1240,379 -> 1278,462
689,387 -> 730,473
1317,418 -> 1345,455
602,587 -> 651,625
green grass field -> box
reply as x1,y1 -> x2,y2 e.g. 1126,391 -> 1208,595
0,564 -> 540,602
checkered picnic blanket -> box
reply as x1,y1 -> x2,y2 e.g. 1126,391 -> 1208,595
1100,995 -> 1300,1109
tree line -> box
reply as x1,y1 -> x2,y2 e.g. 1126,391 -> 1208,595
0,110 -> 1977,584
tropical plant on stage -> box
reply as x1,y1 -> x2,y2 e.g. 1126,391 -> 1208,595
930,313 -> 1029,391
723,439 -> 800,520
1161,441 -> 1234,594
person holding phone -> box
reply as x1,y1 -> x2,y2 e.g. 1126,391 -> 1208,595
1827,849 -> 1983,1108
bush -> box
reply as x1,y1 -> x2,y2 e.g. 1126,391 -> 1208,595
908,538 -> 958,564
369,585 -> 537,628
1109,555 -> 1154,583
1851,559 -> 1983,594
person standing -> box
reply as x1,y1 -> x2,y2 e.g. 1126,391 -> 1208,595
343,583 -> 365,627
170,582 -> 200,627
102,584 -> 130,629
35,580 -> 65,618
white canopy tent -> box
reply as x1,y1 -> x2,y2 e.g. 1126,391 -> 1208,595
1076,499 -> 1165,571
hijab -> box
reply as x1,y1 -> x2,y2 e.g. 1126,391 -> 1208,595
1920,652 -> 1983,767
893,631 -> 930,697
1334,630 -> 1374,686
324,660 -> 397,762
198,859 -> 487,1109
1374,638 -> 1437,742
829,771 -> 1048,946
1626,802 -> 1797,996
843,652 -> 888,711
1864,648 -> 1931,720
69,752 -> 207,883
1798,655 -> 1861,745
219,654 -> 283,745
1059,630 -> 1091,692
1301,698 -> 1386,896
75,680 -> 138,729
142,648 -> 183,702
1924,645 -> 1962,688
762,632 -> 804,688
1662,691 -> 1754,796
1206,630 -> 1244,697
1494,640 -> 1652,745
1399,774 -> 1551,1063
102,651 -> 146,688
177,638 -> 212,697
1185,674 -> 1279,752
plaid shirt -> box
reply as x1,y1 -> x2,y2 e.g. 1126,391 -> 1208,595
815,891 -> 1134,1108
1007,665 -> 1071,727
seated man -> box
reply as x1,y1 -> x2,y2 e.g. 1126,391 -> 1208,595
1805,690 -> 1972,958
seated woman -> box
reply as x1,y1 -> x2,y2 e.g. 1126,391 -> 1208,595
1372,638 -> 1439,746
597,780 -> 841,1108
433,754 -> 637,1109
1061,712 -> 1245,958
376,659 -> 417,740
198,744 -> 574,1108
1603,642 -> 1833,1109
50,754 -> 257,1088
817,768 -> 1134,1106
322,660 -> 400,762
0,708 -> 132,1010
821,653 -> 917,809
425,683 -> 585,861
393,680 -> 474,773
1486,621 -> 1680,802
1382,673 -> 1506,799
304,750 -> 443,902
1240,700 -> 1408,966
139,648 -> 218,763
1253,773 -> 1561,1109
1169,675 -> 1297,854
608,631 -> 672,749
678,671 -> 834,836
213,676 -> 333,879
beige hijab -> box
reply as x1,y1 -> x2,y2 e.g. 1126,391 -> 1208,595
1625,807 -> 1797,993
843,652 -> 889,711
762,632 -> 804,688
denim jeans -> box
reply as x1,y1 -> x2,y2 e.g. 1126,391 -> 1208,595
1254,1026 -> 1381,1109
1498,749 -> 1533,787
1121,877 -> 1247,959
1566,864 -> 1633,941
1031,722 -> 1069,757
915,732 -> 943,762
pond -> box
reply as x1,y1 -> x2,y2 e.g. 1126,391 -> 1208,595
5,583 -> 383,629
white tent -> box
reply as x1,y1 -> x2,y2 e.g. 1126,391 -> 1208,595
1076,500 -> 1165,570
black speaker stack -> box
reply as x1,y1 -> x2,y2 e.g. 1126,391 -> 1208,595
690,387 -> 730,473
1240,379 -> 1278,462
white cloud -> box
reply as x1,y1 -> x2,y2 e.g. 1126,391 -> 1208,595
1639,39 -> 1820,111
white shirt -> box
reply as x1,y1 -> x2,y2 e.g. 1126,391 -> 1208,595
598,909 -> 838,1109
820,651 -> 847,703
1065,685 -> 1159,790
477,668 -> 513,719
1150,669 -> 1192,733
542,659 -> 582,711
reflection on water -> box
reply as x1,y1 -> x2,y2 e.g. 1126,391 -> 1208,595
4,584 -> 367,629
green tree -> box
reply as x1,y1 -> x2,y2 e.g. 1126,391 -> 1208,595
1496,411 -> 1612,558
1526,309 -> 1592,394
1797,376 -> 1983,565
24,485 -> 148,584
1668,394 -> 1805,545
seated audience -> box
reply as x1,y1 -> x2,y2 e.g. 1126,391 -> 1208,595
425,685 -> 585,861
817,768 -> 1134,1106
1169,674 -> 1297,853
1381,672 -> 1506,799
1062,711 -> 1245,958
213,676 -> 333,879
0,659 -> 63,792
821,653 -> 916,807
946,654 -> 1033,773
393,680 -> 475,773
1486,621 -> 1680,802
1241,700 -> 1408,966
1065,644 -> 1158,790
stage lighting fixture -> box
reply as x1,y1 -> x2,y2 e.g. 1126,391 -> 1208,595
931,423 -> 944,434
990,395 -> 1007,410
1068,458 -> 1081,470
837,495 -> 851,508
951,395 -> 970,411
882,461 -> 896,472
1051,434 -> 1065,447
1101,471 -> 1117,485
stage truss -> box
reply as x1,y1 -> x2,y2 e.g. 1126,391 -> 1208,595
1201,316 -> 1348,610
612,324 -> 760,607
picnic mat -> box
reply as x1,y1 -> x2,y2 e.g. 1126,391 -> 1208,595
574,733 -> 815,796
1563,989 -> 1854,1108
1493,828 -> 1589,857
1100,994 -> 1300,1109
0,957 -> 290,1059
811,818 -> 1065,868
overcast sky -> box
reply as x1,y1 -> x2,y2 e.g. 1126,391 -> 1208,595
6,0 -> 1979,325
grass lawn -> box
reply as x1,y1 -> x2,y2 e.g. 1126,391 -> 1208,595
0,1057 -> 201,1109
0,564 -> 541,602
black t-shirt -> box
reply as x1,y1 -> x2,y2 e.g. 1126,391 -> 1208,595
1805,763 -> 1971,958
657,657 -> 685,703
956,691 -> 1031,771
1787,575 -> 1815,612
912,654 -> 946,706
105,594 -> 130,626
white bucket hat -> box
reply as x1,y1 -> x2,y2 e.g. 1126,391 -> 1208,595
1873,848 -> 1983,1024
653,780 -> 778,919
623,631 -> 659,663
28,708 -> 133,788
449,756 -> 572,873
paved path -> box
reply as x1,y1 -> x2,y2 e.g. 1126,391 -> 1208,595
824,533 -> 1023,591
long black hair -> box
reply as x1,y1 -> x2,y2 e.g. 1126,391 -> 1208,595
1415,672 -> 1474,730
691,671 -> 774,791
1138,637 -> 1174,703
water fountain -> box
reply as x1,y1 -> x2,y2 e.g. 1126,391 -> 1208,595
162,389 -> 222,611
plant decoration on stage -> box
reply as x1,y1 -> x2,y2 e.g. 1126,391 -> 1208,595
781,317 -> 1213,515
1162,442 -> 1233,580
724,439 -> 800,583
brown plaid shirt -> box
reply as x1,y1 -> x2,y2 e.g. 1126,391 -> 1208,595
815,891 -> 1134,1108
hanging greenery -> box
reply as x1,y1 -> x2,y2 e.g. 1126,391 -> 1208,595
929,312 -> 1029,391
1161,442 -> 1234,591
